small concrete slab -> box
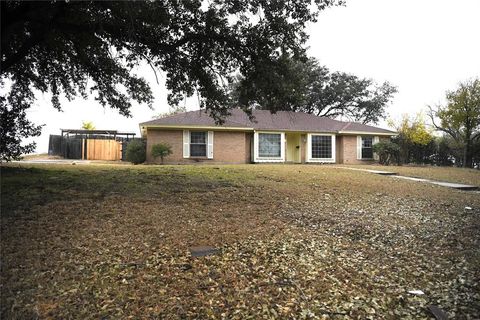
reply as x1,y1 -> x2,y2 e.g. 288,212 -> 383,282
428,181 -> 478,191
189,246 -> 219,257
427,305 -> 448,320
364,169 -> 397,176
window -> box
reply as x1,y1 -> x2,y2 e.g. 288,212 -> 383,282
258,133 -> 281,157
190,131 -> 207,157
361,136 -> 373,159
311,135 -> 332,159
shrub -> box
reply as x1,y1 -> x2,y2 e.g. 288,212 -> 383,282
151,143 -> 173,164
373,140 -> 400,165
125,139 -> 146,164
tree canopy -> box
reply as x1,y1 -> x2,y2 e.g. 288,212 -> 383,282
428,78 -> 480,167
230,56 -> 397,124
81,121 -> 96,130
388,113 -> 434,164
1,0 -> 342,160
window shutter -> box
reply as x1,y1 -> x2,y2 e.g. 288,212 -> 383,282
207,131 -> 214,159
253,132 -> 259,161
331,135 -> 336,162
280,132 -> 285,160
356,136 -> 362,160
183,130 -> 190,158
373,136 -> 380,160
306,133 -> 311,161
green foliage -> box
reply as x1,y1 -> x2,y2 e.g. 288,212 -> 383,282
151,143 -> 173,164
373,140 -> 400,165
429,78 -> 480,167
125,140 -> 146,165
432,135 -> 455,166
1,1 -> 340,158
0,86 -> 43,161
230,56 -> 397,124
389,113 -> 434,164
389,113 -> 433,145
81,121 -> 96,130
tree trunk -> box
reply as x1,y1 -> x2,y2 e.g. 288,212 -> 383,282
464,139 -> 473,168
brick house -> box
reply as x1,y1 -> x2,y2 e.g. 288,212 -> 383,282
140,110 -> 396,164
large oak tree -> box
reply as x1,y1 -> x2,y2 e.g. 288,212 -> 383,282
230,56 -> 397,124
1,0 -> 341,160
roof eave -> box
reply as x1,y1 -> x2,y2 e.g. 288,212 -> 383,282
338,131 -> 397,136
140,124 -> 254,131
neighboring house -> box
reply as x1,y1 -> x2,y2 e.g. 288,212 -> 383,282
140,110 -> 396,164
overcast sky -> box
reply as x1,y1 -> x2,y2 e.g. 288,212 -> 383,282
26,0 -> 480,153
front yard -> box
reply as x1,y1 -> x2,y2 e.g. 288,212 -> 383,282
1,164 -> 479,319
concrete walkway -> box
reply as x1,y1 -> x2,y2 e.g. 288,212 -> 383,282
335,166 -> 478,191
392,175 -> 478,191
333,167 -> 397,176
12,159 -> 92,165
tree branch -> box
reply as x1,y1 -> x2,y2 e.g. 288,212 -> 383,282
1,2 -> 67,74
427,105 -> 460,141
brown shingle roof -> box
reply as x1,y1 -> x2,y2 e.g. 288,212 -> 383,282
140,110 -> 396,134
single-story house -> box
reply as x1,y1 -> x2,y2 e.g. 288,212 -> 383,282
139,110 -> 396,164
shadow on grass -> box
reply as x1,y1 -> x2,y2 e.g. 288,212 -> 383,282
1,166 -> 236,217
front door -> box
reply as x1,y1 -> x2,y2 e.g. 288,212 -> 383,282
286,133 -> 301,163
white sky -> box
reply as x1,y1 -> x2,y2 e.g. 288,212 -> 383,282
26,0 -> 480,153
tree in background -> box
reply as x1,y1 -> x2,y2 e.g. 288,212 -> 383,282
230,56 -> 397,124
154,105 -> 188,119
81,121 -> 96,130
389,113 -> 434,164
0,0 -> 342,160
428,78 -> 480,168
432,135 -> 456,166
472,138 -> 480,168
151,143 -> 173,164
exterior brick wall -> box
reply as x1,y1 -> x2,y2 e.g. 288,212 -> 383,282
214,131 -> 249,164
245,133 -> 253,163
339,135 -> 388,164
145,129 -> 390,165
146,129 -> 249,164
335,136 -> 343,164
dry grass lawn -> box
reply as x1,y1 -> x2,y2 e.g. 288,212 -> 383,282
1,163 -> 479,319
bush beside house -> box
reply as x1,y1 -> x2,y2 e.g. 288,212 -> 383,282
125,140 -> 146,164
151,143 -> 172,164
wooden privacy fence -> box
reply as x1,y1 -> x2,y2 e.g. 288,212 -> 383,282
84,139 -> 122,160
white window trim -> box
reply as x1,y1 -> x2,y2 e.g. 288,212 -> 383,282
183,130 -> 214,159
357,135 -> 379,160
254,131 -> 285,163
307,133 -> 336,163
